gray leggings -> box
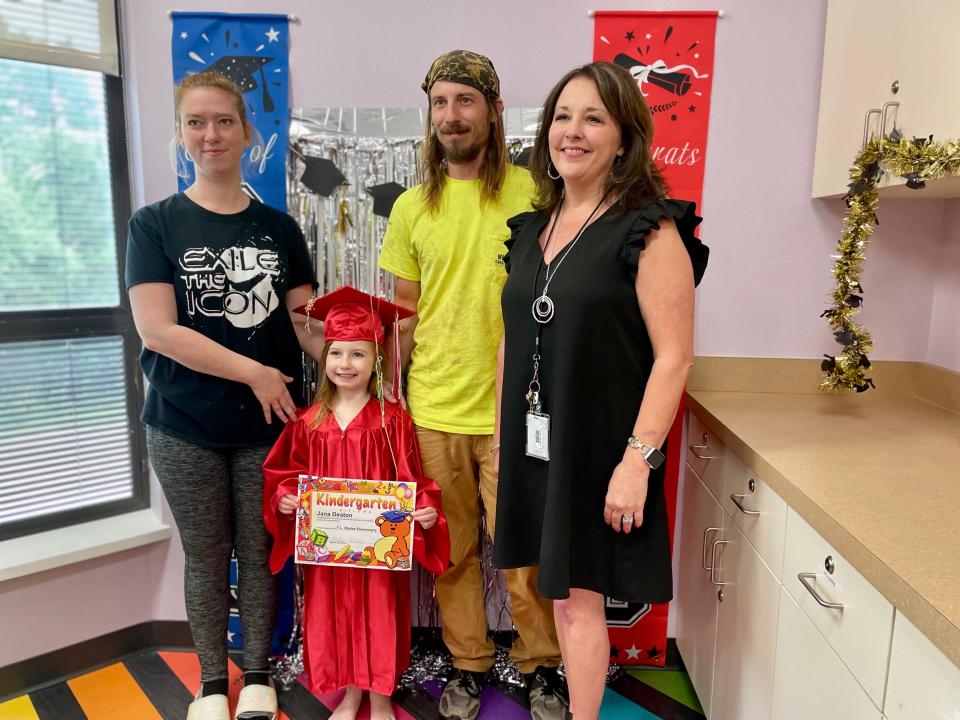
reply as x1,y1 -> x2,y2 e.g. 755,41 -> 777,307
147,426 -> 277,681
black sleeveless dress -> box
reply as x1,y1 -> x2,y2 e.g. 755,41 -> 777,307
493,199 -> 708,602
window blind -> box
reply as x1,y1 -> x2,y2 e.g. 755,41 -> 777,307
0,336 -> 136,529
0,58 -> 120,311
0,0 -> 119,76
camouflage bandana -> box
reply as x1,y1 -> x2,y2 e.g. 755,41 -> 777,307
421,50 -> 500,99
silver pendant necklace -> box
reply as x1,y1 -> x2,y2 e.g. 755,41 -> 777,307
531,196 -> 606,324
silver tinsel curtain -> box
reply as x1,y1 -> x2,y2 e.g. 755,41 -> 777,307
288,107 -> 541,297
273,107 -> 540,689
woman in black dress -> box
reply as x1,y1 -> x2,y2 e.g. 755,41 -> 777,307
493,62 -> 708,719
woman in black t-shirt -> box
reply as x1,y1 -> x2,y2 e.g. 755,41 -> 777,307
126,72 -> 321,720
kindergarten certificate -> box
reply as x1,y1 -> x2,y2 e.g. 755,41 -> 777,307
294,475 -> 416,571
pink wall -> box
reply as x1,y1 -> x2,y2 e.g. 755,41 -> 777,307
6,0 -> 955,666
0,544 -> 166,666
927,202 -> 960,370
0,473 -> 179,667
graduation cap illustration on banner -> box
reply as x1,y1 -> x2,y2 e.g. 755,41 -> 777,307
364,182 -> 406,218
208,55 -> 277,112
300,157 -> 348,196
512,146 -> 533,168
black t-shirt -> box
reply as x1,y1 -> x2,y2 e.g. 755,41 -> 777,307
125,193 -> 316,447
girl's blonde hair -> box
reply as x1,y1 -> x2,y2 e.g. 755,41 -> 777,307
309,340 -> 384,429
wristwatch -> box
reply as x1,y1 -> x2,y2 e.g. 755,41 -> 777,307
627,436 -> 666,470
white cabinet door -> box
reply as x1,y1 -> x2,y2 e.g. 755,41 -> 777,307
782,509 -> 893,707
884,610 -> 960,720
883,2 -> 960,143
813,0 -> 960,198
711,522 -> 780,720
865,1 -> 960,199
771,588 -> 882,720
812,0 -> 901,198
676,470 -> 724,717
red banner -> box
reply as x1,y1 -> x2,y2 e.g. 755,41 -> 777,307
594,10 -> 718,208
594,10 -> 718,667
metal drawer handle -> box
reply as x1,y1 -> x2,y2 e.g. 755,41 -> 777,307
689,444 -> 716,460
702,527 -> 721,570
862,107 -> 881,146
880,100 -> 899,137
710,540 -> 729,586
730,493 -> 760,516
798,572 -> 844,610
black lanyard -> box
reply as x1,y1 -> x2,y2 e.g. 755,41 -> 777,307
526,197 -> 605,409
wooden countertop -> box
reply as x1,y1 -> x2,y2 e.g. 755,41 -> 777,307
685,360 -> 960,668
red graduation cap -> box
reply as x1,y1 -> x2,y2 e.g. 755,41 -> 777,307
294,286 -> 414,345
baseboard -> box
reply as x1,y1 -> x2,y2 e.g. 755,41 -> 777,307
0,620 -> 193,699
3,624 -> 685,699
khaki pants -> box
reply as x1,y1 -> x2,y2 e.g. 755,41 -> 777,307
415,426 -> 561,674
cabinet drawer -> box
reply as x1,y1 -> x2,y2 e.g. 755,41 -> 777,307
884,610 -> 960,720
686,412 -> 725,502
782,509 -> 893,707
771,588 -> 881,720
723,452 -> 787,579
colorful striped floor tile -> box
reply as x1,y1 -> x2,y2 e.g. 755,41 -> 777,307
0,695 -> 40,720
0,650 -> 705,719
600,686 -> 662,720
629,668 -> 704,714
67,663 -> 162,720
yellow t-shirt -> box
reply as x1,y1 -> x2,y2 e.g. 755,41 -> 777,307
378,165 -> 536,434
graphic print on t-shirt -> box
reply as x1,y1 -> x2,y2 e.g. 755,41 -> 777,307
179,242 -> 282,330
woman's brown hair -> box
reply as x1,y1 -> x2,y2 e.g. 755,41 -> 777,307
418,97 -> 508,215
529,62 -> 667,214
309,341 -> 384,429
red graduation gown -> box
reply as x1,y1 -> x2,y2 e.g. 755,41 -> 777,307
262,398 -> 450,696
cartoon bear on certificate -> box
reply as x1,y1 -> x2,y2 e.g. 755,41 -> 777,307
366,510 -> 413,569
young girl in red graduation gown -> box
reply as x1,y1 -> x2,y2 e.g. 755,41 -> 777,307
262,287 -> 450,720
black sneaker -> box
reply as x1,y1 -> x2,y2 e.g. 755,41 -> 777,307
524,665 -> 569,720
439,668 -> 486,720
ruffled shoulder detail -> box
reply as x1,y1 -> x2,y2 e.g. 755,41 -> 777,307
622,199 -> 709,286
503,211 -> 540,274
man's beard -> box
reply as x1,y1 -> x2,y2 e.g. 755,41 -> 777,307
438,122 -> 490,164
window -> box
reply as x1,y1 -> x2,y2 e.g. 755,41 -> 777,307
0,0 -> 145,541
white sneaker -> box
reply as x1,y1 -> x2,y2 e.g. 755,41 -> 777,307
186,693 -> 230,720
234,682 -> 278,720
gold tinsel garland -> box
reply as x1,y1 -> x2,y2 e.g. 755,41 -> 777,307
821,132 -> 960,392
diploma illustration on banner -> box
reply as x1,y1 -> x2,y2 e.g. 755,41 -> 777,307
295,475 -> 416,570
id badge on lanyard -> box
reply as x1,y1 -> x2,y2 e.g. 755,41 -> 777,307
526,408 -> 550,460
524,330 -> 550,461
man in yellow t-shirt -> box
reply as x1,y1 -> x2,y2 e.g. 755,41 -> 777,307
379,50 -> 566,720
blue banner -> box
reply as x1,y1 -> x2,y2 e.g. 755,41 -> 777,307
171,12 -> 289,211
